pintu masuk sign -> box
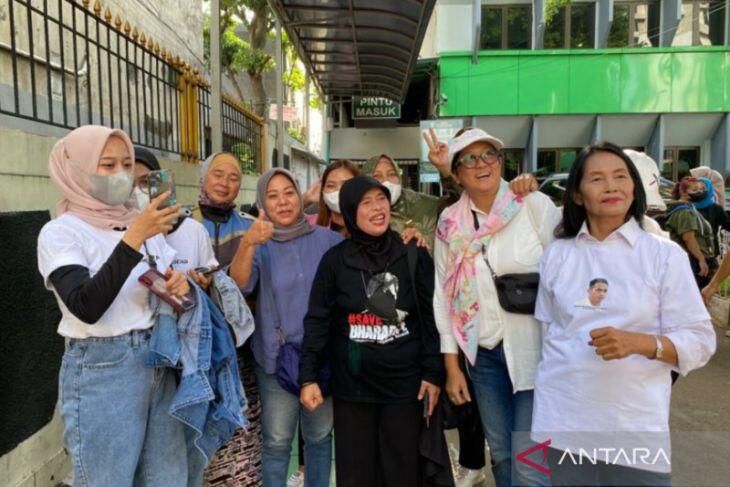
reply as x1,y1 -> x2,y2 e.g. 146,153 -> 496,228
353,97 -> 401,119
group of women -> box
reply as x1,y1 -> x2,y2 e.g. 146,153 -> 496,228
38,124 -> 716,487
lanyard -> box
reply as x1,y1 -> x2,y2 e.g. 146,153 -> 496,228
142,242 -> 158,270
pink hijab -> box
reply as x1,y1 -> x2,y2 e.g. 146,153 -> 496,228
49,125 -> 137,229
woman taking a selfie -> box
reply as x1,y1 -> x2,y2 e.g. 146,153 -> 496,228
37,125 -> 190,485
532,142 -> 716,485
300,176 -> 442,487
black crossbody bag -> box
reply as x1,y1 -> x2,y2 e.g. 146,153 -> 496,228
472,211 -> 539,315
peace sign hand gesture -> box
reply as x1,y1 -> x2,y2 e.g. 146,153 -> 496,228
422,127 -> 451,177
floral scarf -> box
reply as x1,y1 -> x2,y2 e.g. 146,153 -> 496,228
435,180 -> 523,364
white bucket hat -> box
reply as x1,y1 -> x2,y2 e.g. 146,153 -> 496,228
448,128 -> 505,171
624,149 -> 666,212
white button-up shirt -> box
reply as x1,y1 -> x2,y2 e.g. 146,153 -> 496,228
531,218 -> 716,472
434,191 -> 562,392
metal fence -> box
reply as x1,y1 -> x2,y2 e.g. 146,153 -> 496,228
0,0 -> 263,170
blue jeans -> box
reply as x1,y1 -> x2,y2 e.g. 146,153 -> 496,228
468,344 -> 550,487
256,366 -> 333,487
59,330 -> 187,486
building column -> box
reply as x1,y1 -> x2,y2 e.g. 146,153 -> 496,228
591,115 -> 603,143
304,75 -> 310,150
275,18 -> 284,167
711,113 -> 730,174
472,0 -> 481,63
647,114 -> 665,172
725,0 -> 730,45
533,0 -> 545,49
659,0 -> 682,46
525,116 -> 539,173
596,0 -> 614,48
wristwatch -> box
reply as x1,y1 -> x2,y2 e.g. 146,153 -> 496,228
653,335 -> 664,360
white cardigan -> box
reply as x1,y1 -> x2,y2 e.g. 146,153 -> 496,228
433,191 -> 562,392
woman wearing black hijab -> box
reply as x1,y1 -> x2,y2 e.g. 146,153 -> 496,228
299,176 -> 443,487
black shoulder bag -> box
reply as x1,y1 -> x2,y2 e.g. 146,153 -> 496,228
472,211 -> 539,315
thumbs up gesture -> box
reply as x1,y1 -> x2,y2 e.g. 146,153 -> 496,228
243,210 -> 275,246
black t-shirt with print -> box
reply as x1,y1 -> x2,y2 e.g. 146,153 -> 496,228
300,242 -> 443,403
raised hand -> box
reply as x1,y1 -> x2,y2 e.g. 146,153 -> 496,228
509,173 -> 539,196
422,127 -> 451,177
303,179 -> 322,207
242,210 -> 274,247
123,191 -> 180,249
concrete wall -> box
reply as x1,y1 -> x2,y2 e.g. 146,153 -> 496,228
0,409 -> 70,487
435,0 -> 474,53
0,122 -> 258,213
329,126 -> 422,161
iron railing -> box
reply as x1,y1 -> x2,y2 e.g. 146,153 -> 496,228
0,0 -> 263,170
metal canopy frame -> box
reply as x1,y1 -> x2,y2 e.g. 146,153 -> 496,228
268,0 -> 437,104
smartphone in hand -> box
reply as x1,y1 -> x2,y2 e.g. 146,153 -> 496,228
423,393 -> 431,428
139,268 -> 196,313
146,169 -> 177,209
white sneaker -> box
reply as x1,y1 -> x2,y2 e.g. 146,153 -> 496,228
286,470 -> 305,487
453,464 -> 486,487
725,329 -> 730,337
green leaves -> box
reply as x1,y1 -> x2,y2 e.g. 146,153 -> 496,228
544,0 -> 572,23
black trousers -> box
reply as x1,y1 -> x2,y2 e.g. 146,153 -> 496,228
333,398 -> 422,487
547,448 -> 671,487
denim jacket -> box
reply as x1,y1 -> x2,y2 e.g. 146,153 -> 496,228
147,283 -> 247,464
209,270 -> 254,347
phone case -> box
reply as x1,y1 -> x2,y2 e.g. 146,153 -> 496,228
147,169 -> 177,208
138,269 -> 196,313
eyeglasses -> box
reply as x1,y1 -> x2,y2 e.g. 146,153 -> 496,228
456,150 -> 502,169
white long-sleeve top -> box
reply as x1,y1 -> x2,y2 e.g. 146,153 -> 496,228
433,191 -> 562,392
531,217 -> 716,472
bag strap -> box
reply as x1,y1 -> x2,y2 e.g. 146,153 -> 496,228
260,243 -> 285,345
472,210 -> 499,280
406,242 -> 424,323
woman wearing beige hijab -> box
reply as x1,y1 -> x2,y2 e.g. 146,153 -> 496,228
37,125 -> 190,485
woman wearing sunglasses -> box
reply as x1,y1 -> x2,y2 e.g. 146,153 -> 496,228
433,128 -> 561,487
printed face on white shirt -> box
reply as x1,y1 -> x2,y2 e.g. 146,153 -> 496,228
575,279 -> 609,308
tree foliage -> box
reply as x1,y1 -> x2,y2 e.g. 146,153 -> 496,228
544,0 -> 572,23
204,0 -> 323,116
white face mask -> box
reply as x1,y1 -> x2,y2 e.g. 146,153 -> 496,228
132,187 -> 149,211
87,172 -> 134,206
381,181 -> 402,206
323,190 -> 341,214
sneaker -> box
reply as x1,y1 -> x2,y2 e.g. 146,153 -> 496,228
453,464 -> 486,487
725,329 -> 730,338
286,470 -> 305,487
